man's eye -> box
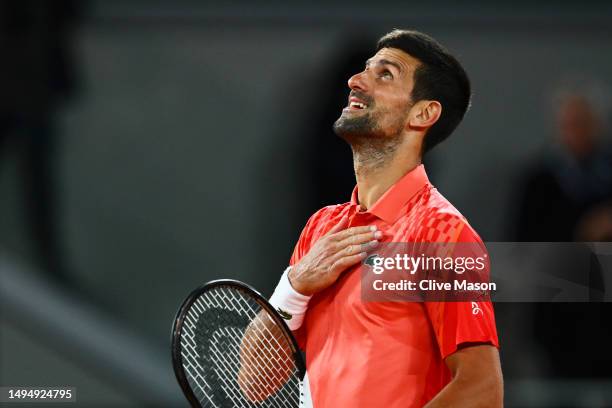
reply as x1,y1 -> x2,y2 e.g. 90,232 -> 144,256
380,70 -> 393,79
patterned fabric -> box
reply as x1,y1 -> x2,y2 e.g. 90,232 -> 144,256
288,164 -> 498,408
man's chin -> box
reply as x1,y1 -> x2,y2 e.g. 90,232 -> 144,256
334,115 -> 375,140
334,126 -> 375,145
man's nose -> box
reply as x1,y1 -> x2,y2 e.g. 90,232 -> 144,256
348,71 -> 367,92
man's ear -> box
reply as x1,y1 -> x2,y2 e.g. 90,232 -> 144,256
408,100 -> 442,130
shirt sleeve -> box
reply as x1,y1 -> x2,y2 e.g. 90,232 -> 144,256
425,216 -> 499,359
289,209 -> 324,266
287,208 -> 328,349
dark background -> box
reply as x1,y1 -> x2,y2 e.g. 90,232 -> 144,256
1,1 -> 611,406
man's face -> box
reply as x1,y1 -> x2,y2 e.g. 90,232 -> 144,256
557,95 -> 599,157
333,47 -> 419,141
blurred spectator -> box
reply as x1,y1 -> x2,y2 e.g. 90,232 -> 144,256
515,82 -> 612,241
0,0 -> 81,285
513,79 -> 612,379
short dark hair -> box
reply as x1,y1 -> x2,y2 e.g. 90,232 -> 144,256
376,29 -> 471,153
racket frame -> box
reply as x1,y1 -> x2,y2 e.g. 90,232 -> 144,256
171,279 -> 306,407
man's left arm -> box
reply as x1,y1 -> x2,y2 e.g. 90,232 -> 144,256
424,344 -> 503,408
424,215 -> 502,407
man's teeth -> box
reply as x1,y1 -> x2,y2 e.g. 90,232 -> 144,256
350,102 -> 367,109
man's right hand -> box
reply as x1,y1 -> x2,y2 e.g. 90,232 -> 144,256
288,216 -> 382,296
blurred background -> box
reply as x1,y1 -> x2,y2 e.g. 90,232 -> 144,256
1,0 -> 611,407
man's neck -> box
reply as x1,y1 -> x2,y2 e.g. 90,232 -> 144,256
352,138 -> 421,210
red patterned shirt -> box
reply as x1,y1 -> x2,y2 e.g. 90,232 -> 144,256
290,164 -> 499,407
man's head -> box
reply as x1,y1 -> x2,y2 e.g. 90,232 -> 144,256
556,94 -> 600,158
333,29 -> 471,155
552,81 -> 610,159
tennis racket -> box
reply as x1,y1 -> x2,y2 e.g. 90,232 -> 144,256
171,279 -> 306,407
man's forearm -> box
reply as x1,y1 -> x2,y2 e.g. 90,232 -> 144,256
425,345 -> 503,408
423,373 -> 503,408
237,312 -> 293,402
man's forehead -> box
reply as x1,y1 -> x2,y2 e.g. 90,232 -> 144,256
369,47 -> 420,71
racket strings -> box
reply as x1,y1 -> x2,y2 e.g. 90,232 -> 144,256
236,313 -> 297,402
180,286 -> 302,407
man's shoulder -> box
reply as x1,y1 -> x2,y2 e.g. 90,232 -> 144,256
427,187 -> 466,219
300,203 -> 351,236
407,186 -> 482,243
308,203 -> 350,223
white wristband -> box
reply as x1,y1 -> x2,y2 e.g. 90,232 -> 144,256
269,266 -> 311,331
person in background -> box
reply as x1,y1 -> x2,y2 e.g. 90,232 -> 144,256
514,80 -> 612,378
516,82 -> 612,242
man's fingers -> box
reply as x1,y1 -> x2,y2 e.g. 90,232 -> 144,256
346,240 -> 378,256
337,230 -> 382,248
331,252 -> 368,275
325,216 -> 349,236
331,225 -> 377,241
328,239 -> 377,267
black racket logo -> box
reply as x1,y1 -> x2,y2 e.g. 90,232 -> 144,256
194,307 -> 249,406
172,280 -> 306,408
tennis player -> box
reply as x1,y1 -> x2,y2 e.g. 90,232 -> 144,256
270,29 -> 502,407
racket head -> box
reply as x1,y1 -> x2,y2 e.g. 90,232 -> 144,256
171,279 -> 306,408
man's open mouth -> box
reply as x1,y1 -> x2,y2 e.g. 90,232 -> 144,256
346,96 -> 369,111
349,101 -> 368,109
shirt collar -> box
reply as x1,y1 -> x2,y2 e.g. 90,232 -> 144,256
350,164 -> 430,224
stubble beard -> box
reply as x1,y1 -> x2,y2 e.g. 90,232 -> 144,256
333,109 -> 406,174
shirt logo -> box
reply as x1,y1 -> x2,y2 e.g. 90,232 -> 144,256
471,302 -> 482,315
364,254 -> 381,267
